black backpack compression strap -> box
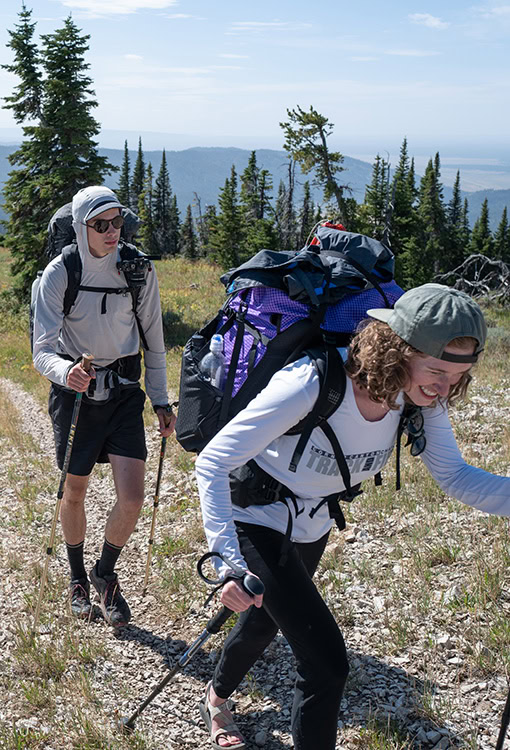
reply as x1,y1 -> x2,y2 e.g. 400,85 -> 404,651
335,252 -> 391,307
60,243 -> 149,350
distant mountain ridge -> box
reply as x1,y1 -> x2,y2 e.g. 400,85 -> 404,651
0,143 -> 508,230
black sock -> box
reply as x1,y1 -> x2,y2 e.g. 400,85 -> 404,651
97,539 -> 123,578
66,541 -> 87,581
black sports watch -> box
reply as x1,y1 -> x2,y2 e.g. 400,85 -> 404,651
152,402 -> 177,414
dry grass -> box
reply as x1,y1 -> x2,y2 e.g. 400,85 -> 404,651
1,245 -> 510,748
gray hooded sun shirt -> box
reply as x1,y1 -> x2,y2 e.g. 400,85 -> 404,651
33,186 -> 168,405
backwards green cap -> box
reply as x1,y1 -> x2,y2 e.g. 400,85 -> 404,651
367,283 -> 487,364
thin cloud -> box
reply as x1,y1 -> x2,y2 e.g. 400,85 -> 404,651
385,48 -> 441,57
124,54 -> 143,60
228,20 -> 313,34
219,53 -> 250,59
476,4 -> 510,17
409,13 -> 449,29
59,0 -> 178,17
350,56 -> 378,61
164,13 -> 206,19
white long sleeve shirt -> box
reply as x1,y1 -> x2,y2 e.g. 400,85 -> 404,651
33,244 -> 168,405
195,355 -> 510,576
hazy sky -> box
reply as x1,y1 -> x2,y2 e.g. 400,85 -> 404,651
0,0 -> 509,157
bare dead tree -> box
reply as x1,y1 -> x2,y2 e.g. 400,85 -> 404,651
435,254 -> 510,304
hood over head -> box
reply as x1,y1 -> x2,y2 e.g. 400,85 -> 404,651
71,186 -> 124,258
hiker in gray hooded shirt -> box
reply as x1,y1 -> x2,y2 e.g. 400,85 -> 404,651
33,185 -> 175,627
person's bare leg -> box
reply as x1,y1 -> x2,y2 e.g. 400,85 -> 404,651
105,455 -> 145,545
60,473 -> 89,544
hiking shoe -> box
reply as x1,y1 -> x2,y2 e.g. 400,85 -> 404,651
89,562 -> 131,628
69,577 -> 93,619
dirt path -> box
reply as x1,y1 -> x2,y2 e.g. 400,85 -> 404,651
1,376 -> 510,749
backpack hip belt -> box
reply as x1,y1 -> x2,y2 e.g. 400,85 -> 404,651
230,459 -> 362,565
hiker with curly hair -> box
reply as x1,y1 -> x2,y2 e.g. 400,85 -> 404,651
33,186 -> 175,628
194,283 -> 510,750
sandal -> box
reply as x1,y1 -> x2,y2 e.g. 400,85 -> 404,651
199,682 -> 246,750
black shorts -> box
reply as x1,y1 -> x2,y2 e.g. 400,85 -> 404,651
48,385 -> 147,476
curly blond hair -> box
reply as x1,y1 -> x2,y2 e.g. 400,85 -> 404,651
344,320 -> 475,410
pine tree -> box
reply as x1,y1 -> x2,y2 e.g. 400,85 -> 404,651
469,198 -> 493,257
167,194 -> 181,256
357,154 -> 389,240
459,198 -> 471,254
117,140 -> 131,207
179,204 -> 198,259
240,152 -> 276,254
274,161 -> 297,251
280,105 -> 349,222
297,181 -> 315,246
400,157 -> 446,285
2,10 -> 115,298
2,5 -> 43,122
209,165 -> 245,268
493,207 -> 509,262
130,136 -> 145,211
389,138 -> 418,277
153,149 -> 174,255
196,203 -> 217,256
240,151 -> 260,221
444,171 -> 467,270
137,163 -> 158,254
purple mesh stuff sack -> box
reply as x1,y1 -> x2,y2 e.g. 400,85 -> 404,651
220,280 -> 403,398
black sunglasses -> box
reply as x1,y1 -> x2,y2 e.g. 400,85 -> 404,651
86,215 -> 124,234
404,407 -> 426,457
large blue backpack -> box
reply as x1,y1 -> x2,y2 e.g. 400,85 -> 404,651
175,225 -> 404,500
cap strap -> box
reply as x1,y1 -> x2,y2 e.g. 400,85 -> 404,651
441,350 -> 481,364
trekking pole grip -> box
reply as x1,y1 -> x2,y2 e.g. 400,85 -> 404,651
206,573 -> 265,634
81,353 -> 93,372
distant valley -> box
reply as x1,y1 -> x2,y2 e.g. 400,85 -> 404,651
0,143 -> 508,231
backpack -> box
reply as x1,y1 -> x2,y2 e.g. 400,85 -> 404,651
30,203 -> 153,354
175,224 -> 404,501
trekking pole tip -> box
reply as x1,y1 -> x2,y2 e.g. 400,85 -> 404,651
118,717 -> 135,733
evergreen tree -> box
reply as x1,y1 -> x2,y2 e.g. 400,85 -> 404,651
459,198 -> 471,256
389,138 -> 418,279
240,151 -> 261,221
179,204 -> 198,259
117,140 -> 131,207
137,163 -> 158,254
297,181 -> 315,246
280,105 -> 349,222
167,194 -> 181,256
196,203 -> 217,257
258,170 -> 273,221
2,10 -> 115,297
493,206 -> 509,262
153,149 -> 173,255
240,152 -> 276,254
469,198 -> 493,257
2,4 -> 43,122
357,154 -> 389,240
130,136 -> 145,211
209,165 -> 245,268
445,171 -> 467,270
274,160 -> 297,251
400,157 -> 446,286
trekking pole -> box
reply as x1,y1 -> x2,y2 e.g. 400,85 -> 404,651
33,353 -> 94,631
142,435 -> 167,594
496,686 -> 510,750
119,561 -> 264,733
